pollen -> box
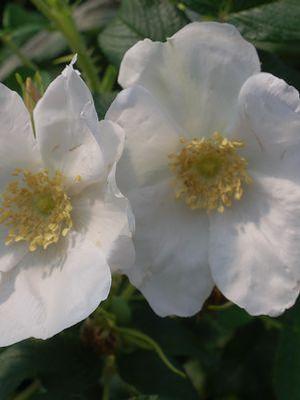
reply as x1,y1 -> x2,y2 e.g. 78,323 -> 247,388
0,169 -> 73,251
169,132 -> 252,212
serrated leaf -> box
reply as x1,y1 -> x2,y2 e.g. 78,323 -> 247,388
98,0 -> 187,66
180,0 -> 276,17
227,0 -> 300,54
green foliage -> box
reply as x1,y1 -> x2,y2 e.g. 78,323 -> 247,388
274,301 -> 300,400
0,330 -> 102,399
227,0 -> 300,54
0,0 -> 300,399
98,0 -> 188,66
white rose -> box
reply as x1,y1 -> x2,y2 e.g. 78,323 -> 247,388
0,61 -> 134,346
107,22 -> 300,317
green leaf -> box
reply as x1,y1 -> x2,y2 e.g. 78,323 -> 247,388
0,331 -> 102,400
274,299 -> 300,400
259,50 -> 300,91
227,0 -> 300,54
118,351 -> 198,400
207,320 -> 277,399
130,302 -> 201,357
98,0 -> 188,66
3,3 -> 47,30
180,0 -> 276,17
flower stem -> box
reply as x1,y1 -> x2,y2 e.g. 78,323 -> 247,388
121,283 -> 136,300
30,0 -> 101,92
13,380 -> 41,400
207,301 -> 233,311
102,381 -> 110,400
117,327 -> 186,378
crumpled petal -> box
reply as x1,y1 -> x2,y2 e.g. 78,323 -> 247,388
235,73 -> 300,184
119,22 -> 260,138
34,63 -> 105,192
209,174 -> 300,316
0,232 -> 111,346
72,168 -> 135,273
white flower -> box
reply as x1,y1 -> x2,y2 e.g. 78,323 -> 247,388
0,62 -> 134,346
107,21 -> 300,317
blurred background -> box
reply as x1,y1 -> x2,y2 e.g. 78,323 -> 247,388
0,1 -> 299,399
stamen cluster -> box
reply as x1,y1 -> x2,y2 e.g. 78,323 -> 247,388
169,133 -> 252,212
0,169 -> 73,251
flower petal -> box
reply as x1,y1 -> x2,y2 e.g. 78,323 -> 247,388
0,83 -> 40,172
106,85 -> 180,191
72,171 -> 135,273
209,174 -> 300,316
94,120 -> 125,177
0,227 -> 27,273
119,22 -> 260,137
125,179 -> 213,317
33,64 -> 105,191
235,73 -> 300,183
0,232 -> 111,346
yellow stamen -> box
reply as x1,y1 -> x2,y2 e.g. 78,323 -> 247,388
169,132 -> 252,212
0,169 -> 73,251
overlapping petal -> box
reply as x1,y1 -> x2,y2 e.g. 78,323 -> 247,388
235,73 -> 300,184
72,172 -> 135,273
107,85 -> 180,191
34,64 -> 105,192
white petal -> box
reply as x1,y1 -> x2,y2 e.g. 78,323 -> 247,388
33,64 -> 105,191
119,22 -> 260,137
209,174 -> 300,316
72,173 -> 135,273
94,120 -> 125,177
0,227 -> 27,273
106,85 -> 180,192
0,83 -> 40,172
0,232 -> 111,346
126,179 -> 213,317
236,73 -> 300,179
0,84 -> 39,274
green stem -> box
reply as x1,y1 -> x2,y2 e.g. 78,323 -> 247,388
30,0 -> 101,92
101,356 -> 115,400
207,301 -> 233,311
13,381 -> 41,400
117,327 -> 186,378
102,381 -> 110,400
121,283 -> 136,300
